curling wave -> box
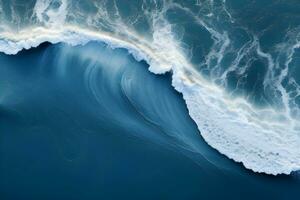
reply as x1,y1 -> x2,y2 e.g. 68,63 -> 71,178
0,0 -> 300,175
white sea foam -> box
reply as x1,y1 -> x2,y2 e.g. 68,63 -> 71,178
0,24 -> 300,175
34,0 -> 68,27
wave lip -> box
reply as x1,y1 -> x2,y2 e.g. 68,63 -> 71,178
1,26 -> 300,175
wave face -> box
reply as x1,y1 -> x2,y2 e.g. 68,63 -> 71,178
2,41 -> 300,200
0,0 -> 300,176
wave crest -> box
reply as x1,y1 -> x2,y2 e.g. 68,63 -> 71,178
0,23 -> 300,175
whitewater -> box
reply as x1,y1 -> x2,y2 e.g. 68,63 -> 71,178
0,0 -> 300,175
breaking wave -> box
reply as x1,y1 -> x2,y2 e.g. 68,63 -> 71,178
1,0 -> 300,175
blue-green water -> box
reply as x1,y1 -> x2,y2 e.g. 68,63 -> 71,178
0,0 -> 300,199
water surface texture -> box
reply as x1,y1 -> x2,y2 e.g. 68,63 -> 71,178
0,0 -> 300,199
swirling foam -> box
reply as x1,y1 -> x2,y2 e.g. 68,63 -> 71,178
0,25 -> 300,175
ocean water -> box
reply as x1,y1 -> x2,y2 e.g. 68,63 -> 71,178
0,0 -> 300,199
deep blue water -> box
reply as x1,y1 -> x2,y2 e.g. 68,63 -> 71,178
0,42 -> 299,200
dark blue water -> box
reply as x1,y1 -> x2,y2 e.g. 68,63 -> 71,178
0,42 -> 299,200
